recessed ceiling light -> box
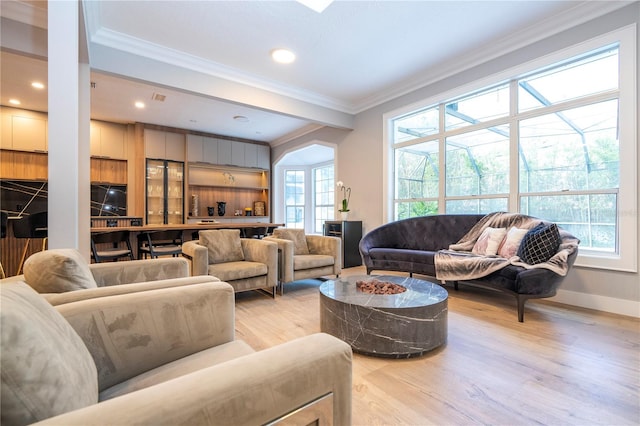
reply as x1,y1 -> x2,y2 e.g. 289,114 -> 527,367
31,82 -> 45,89
234,115 -> 249,123
9,99 -> 21,105
135,101 -> 145,109
271,48 -> 296,64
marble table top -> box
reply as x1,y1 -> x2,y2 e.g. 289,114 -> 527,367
319,275 -> 448,309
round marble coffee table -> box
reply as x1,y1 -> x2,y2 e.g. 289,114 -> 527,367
319,275 -> 448,358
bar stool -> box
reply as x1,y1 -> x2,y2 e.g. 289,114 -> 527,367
91,230 -> 134,263
14,212 -> 48,275
242,226 -> 268,239
137,230 -> 183,259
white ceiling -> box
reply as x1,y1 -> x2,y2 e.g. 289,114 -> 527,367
0,0 -> 631,147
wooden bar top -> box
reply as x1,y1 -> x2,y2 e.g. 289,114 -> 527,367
91,222 -> 284,233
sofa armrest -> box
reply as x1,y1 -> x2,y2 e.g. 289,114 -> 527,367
55,282 -> 236,391
307,235 -> 342,273
89,257 -> 190,286
43,276 -> 221,306
33,333 -> 352,426
241,238 -> 278,289
263,236 -> 295,283
182,240 -> 209,276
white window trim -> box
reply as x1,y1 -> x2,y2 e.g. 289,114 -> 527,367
383,25 -> 637,272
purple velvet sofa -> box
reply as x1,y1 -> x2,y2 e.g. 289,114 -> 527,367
358,214 -> 579,321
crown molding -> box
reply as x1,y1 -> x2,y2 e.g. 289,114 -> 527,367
352,1 -> 635,113
88,26 -> 355,114
270,123 -> 326,147
0,0 -> 47,29
82,0 -> 632,117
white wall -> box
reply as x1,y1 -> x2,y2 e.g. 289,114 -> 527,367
277,4 -> 640,317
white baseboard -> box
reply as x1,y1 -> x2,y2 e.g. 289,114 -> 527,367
549,289 -> 640,318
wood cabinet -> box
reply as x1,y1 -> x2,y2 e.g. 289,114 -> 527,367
188,164 -> 269,219
90,121 -> 126,159
90,158 -> 127,184
1,107 -> 47,152
145,129 -> 185,161
0,150 -> 48,180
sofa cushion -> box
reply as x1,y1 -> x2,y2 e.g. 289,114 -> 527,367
498,227 -> 529,258
200,229 -> 244,264
100,340 -> 255,401
0,282 -> 98,426
293,254 -> 334,270
517,222 -> 561,265
472,227 -> 507,256
23,248 -> 98,293
272,228 -> 309,255
208,261 -> 267,282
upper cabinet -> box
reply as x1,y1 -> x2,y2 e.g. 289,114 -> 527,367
90,121 -> 126,159
187,135 -> 219,164
186,133 -> 269,170
145,129 -> 185,161
1,107 -> 48,152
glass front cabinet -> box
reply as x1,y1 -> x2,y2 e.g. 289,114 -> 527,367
146,158 -> 184,225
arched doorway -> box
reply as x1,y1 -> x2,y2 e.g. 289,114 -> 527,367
272,143 -> 336,233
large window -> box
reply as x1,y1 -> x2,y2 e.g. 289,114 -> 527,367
389,27 -> 636,271
313,164 -> 334,233
284,170 -> 304,228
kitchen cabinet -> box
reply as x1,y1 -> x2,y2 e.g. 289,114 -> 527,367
90,121 -> 126,159
1,107 -> 47,152
146,159 -> 184,225
187,135 -> 219,163
231,142 -> 245,166
145,129 -> 185,161
90,158 -> 127,184
217,139 -> 232,165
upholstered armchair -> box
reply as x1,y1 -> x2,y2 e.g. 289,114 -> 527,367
0,248 -> 214,306
265,228 -> 341,295
0,280 -> 353,425
182,229 -> 278,297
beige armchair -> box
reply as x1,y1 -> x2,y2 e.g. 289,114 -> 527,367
0,248 -> 214,306
265,228 -> 341,295
183,229 -> 278,297
0,280 -> 353,425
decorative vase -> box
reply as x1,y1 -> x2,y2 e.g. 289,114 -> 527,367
191,194 -> 199,217
340,211 -> 349,220
207,206 -> 215,216
217,201 -> 226,217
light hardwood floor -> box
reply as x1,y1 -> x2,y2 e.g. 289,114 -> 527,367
234,267 -> 640,426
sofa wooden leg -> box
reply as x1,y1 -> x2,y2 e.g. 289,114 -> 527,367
453,281 -> 459,291
517,295 -> 527,322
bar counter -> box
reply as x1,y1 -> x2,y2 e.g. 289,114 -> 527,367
90,222 -> 284,234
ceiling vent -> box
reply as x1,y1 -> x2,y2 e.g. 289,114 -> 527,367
152,93 -> 166,102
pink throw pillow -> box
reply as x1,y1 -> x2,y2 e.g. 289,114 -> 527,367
472,227 -> 507,256
497,227 -> 529,258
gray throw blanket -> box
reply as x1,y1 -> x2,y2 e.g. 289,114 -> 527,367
435,212 -> 579,281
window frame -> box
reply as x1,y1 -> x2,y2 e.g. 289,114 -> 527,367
383,25 -> 637,272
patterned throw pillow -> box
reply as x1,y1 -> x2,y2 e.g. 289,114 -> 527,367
472,227 -> 507,256
200,229 -> 245,264
517,222 -> 561,265
272,228 -> 310,255
497,227 -> 529,258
